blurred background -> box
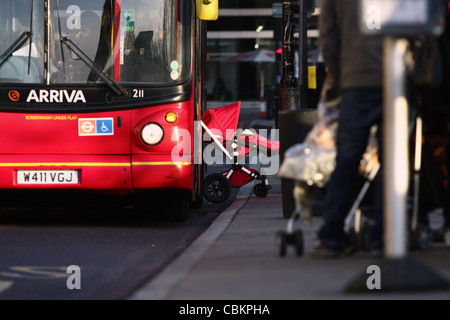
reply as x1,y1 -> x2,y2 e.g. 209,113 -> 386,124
206,0 -> 323,112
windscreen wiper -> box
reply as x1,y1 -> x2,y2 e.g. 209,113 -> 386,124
0,32 -> 32,68
56,0 -> 66,78
60,37 -> 128,96
27,0 -> 35,73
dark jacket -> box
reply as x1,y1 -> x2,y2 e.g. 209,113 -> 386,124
319,0 -> 383,89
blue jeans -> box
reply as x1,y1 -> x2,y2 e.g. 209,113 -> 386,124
317,88 -> 383,248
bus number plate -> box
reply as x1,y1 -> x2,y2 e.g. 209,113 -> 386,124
17,170 -> 79,185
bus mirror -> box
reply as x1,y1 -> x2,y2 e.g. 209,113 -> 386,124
196,0 -> 219,21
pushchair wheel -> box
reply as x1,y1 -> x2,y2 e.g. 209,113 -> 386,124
253,183 -> 268,198
276,229 -> 304,257
292,230 -> 304,256
202,173 -> 231,203
276,231 -> 287,257
346,218 -> 369,252
409,224 -> 434,251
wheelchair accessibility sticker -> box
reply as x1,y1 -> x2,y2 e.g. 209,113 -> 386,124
79,118 -> 114,136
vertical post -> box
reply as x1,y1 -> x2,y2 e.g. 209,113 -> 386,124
260,67 -> 266,117
298,0 -> 308,109
383,36 -> 409,259
278,0 -> 318,219
411,116 -> 423,233
44,0 -> 50,85
280,0 -> 298,111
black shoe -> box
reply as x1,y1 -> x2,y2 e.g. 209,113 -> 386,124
310,241 -> 344,259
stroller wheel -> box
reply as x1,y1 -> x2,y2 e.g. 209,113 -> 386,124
276,231 -> 287,257
253,183 -> 269,198
293,230 -> 304,256
202,173 -> 231,203
409,224 -> 434,251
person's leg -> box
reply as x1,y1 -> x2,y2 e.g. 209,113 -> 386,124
315,88 -> 382,253
361,89 -> 384,253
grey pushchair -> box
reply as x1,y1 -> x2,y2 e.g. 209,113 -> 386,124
276,77 -> 433,257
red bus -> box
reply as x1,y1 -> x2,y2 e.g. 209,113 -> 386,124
0,0 -> 218,221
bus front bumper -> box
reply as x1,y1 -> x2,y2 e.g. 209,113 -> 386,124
0,154 -> 194,194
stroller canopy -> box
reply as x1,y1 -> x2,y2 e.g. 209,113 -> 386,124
202,101 -> 241,141
201,101 -> 279,156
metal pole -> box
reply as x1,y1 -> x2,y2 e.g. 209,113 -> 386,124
280,0 -> 298,111
298,0 -> 308,109
411,116 -> 423,232
383,36 -> 409,259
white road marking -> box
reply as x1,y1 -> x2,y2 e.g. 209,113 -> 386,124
0,281 -> 13,294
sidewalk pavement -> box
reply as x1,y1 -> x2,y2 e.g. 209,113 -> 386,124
130,173 -> 450,300
208,100 -> 262,109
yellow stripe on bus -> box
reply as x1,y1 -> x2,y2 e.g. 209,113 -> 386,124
132,162 -> 191,166
0,163 -> 131,167
0,162 -> 191,167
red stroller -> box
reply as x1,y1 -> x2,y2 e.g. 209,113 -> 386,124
201,102 -> 280,203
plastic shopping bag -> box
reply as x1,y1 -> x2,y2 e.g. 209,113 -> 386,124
278,76 -> 340,187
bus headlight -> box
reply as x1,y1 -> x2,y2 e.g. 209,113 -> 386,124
141,123 -> 164,146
